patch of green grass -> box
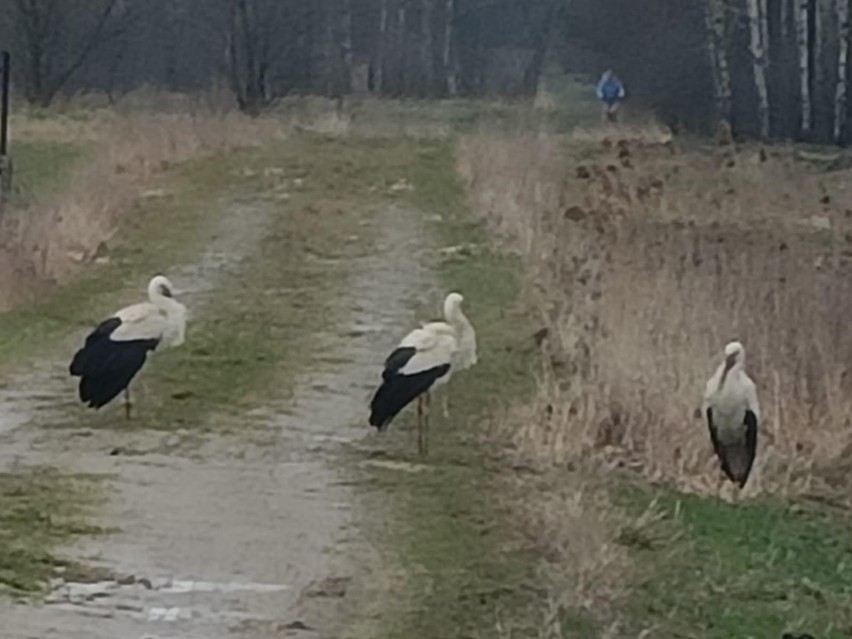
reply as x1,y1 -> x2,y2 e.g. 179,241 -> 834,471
8,140 -> 84,207
617,483 -> 852,638
0,467 -> 106,595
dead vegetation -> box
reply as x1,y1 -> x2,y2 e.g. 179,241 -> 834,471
457,125 -> 852,631
461,126 -> 852,500
0,110 -> 285,309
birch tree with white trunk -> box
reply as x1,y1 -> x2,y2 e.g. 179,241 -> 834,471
747,0 -> 771,137
798,0 -> 813,134
835,0 -> 852,141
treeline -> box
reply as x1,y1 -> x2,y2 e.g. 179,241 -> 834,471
4,0 -> 850,145
0,0 -> 557,113
567,0 -> 852,145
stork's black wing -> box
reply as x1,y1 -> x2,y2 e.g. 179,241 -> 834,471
706,407 -> 735,482
740,409 -> 759,487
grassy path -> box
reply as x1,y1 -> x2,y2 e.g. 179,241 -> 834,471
0,133 -> 549,638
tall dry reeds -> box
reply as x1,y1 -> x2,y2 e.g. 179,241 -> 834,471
0,111 -> 285,308
461,127 -> 852,499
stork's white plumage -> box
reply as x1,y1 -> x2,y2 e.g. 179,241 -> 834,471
69,275 -> 186,419
369,292 -> 476,455
702,341 -> 760,488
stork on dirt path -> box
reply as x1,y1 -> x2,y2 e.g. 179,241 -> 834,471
369,292 -> 477,455
70,275 -> 186,419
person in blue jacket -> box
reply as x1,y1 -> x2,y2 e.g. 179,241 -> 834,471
596,70 -> 626,123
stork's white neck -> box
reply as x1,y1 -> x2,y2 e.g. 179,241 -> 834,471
717,361 -> 744,394
445,304 -> 477,368
150,291 -> 180,315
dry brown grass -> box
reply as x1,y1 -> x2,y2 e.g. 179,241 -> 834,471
0,110 -> 286,308
499,465 -> 633,637
460,127 -> 852,500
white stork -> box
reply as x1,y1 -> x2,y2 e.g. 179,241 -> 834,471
369,292 -> 476,455
702,341 -> 760,488
69,275 -> 186,419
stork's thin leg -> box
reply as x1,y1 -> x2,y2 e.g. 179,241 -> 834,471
124,387 -> 132,421
416,395 -> 425,456
423,391 -> 431,456
441,388 -> 450,419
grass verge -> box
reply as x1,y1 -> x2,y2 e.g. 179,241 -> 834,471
353,138 -> 545,638
618,483 -> 852,638
0,467 -> 105,595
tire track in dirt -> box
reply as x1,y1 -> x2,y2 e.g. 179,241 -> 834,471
0,202 -> 438,639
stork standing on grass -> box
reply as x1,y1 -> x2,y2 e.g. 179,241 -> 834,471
70,275 -> 186,419
369,292 -> 477,455
703,341 -> 760,488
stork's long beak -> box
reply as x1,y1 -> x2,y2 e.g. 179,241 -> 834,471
724,353 -> 737,372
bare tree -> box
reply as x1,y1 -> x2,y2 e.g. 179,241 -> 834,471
375,0 -> 390,93
441,0 -> 457,95
7,0 -> 131,107
798,0 -> 813,134
223,0 -> 299,114
747,0 -> 771,137
395,0 -> 408,95
340,0 -> 353,94
420,0 -> 435,94
706,0 -> 733,124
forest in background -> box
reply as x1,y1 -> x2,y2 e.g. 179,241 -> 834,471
2,0 -> 852,144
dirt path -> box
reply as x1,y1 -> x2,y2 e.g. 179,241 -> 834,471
0,196 -> 438,638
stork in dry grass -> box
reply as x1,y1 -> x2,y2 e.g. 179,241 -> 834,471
369,292 -> 477,455
702,341 -> 760,488
70,275 -> 186,419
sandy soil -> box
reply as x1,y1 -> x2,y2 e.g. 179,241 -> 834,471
0,200 -> 437,639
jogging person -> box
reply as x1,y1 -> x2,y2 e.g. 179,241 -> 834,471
596,70 -> 626,123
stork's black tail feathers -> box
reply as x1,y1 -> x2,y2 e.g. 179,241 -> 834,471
369,364 -> 450,430
70,319 -> 158,409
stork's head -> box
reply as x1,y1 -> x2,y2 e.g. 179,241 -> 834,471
723,341 -> 745,372
443,292 -> 464,319
149,274 -> 177,300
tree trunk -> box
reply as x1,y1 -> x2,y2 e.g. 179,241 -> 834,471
397,2 -> 408,95
759,0 -> 770,65
798,0 -> 813,134
442,0 -> 457,96
747,0 -> 771,137
835,0 -> 851,142
523,1 -> 559,96
376,0 -> 389,93
226,0 -> 267,115
706,0 -> 733,123
164,0 -> 184,92
421,0 -> 434,95
340,0 -> 353,94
